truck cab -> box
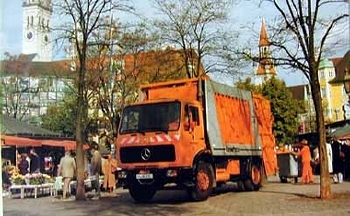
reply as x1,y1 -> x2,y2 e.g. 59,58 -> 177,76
117,99 -> 210,200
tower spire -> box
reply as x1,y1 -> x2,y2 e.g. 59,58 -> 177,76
259,18 -> 270,47
254,18 -> 276,85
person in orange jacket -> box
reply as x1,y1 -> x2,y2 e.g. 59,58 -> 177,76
102,153 -> 118,193
294,139 -> 314,184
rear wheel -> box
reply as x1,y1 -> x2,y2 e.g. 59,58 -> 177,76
188,161 -> 214,201
129,183 -> 156,203
244,162 -> 262,191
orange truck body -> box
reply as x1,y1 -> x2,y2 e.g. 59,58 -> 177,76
116,78 -> 277,202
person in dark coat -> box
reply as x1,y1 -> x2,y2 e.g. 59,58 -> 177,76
331,139 -> 345,183
29,148 -> 40,173
18,154 -> 29,175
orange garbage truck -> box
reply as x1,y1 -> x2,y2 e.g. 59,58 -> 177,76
116,77 -> 277,202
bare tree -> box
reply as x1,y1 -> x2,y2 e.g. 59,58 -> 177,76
86,21 -> 166,139
1,53 -> 36,120
241,0 -> 349,199
152,0 -> 235,78
54,0 -> 134,200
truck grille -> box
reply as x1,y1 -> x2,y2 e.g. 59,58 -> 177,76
120,145 -> 175,163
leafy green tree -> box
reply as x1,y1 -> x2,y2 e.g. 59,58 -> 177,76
236,76 -> 304,145
41,92 -> 76,137
235,77 -> 260,93
260,77 -> 304,145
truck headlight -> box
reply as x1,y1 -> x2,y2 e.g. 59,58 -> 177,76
166,170 -> 178,177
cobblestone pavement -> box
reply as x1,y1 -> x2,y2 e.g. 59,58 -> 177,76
2,175 -> 350,216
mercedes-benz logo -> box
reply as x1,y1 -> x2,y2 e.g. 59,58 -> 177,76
141,148 -> 151,161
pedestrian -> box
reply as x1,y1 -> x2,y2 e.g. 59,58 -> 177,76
29,148 -> 40,173
58,150 -> 76,199
18,153 -> 29,175
44,155 -> 54,176
102,153 -> 118,193
294,139 -> 314,184
312,146 -> 320,174
332,139 -> 345,183
2,167 -> 11,192
326,138 -> 333,174
343,140 -> 350,180
90,142 -> 102,200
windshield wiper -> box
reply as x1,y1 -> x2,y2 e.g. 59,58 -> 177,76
153,127 -> 168,134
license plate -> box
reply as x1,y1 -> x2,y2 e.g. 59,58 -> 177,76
136,173 -> 153,179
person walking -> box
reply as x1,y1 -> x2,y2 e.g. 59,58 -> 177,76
90,143 -> 102,200
58,150 -> 76,199
294,139 -> 314,184
102,153 -> 118,193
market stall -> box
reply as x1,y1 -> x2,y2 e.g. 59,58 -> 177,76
41,139 -> 90,151
1,135 -> 42,147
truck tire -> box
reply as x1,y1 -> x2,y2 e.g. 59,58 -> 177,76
237,180 -> 245,191
244,163 -> 261,191
129,183 -> 156,203
188,161 -> 214,201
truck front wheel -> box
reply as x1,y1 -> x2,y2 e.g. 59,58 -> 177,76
129,183 -> 156,203
188,161 -> 214,201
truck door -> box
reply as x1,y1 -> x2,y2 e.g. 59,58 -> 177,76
183,104 -> 205,149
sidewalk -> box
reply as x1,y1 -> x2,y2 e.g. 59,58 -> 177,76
3,176 -> 350,216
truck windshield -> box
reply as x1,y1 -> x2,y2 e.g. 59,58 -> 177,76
119,102 -> 181,134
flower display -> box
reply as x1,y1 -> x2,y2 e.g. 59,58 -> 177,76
43,173 -> 55,183
9,169 -> 54,185
10,173 -> 26,185
25,173 -> 45,185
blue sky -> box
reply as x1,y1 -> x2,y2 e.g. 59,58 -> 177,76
1,0 -> 349,87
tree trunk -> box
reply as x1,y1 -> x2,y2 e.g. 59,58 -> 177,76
75,58 -> 87,201
310,72 -> 332,199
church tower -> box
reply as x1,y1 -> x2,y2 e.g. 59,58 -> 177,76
255,19 -> 276,85
22,0 -> 52,62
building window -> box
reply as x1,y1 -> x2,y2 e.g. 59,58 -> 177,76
320,71 -> 324,79
329,71 -> 334,77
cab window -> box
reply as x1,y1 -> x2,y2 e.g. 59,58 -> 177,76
184,105 -> 199,131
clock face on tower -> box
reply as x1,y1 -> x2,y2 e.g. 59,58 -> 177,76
26,31 -> 34,40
